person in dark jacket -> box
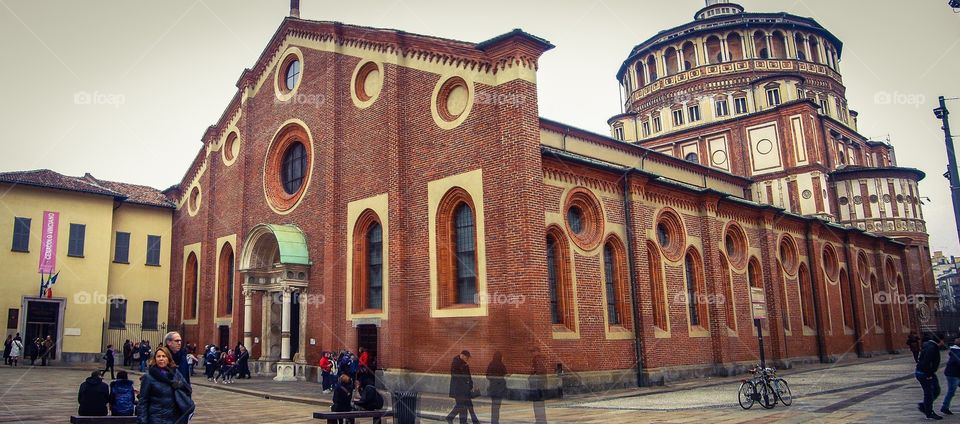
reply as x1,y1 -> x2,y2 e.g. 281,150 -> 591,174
139,341 -> 151,372
110,371 -> 136,416
445,350 -> 480,424
2,335 -> 11,365
103,344 -> 116,380
486,352 -> 508,424
354,376 -> 385,423
236,344 -> 251,379
917,336 -> 945,420
123,340 -> 133,368
942,338 -> 960,415
138,346 -> 194,424
330,373 -> 354,424
77,370 -> 110,416
164,332 -> 190,385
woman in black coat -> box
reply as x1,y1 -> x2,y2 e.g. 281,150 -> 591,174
138,346 -> 194,424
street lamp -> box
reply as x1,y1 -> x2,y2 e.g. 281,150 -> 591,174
934,96 -> 960,248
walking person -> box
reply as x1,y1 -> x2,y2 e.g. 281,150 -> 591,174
138,346 -> 194,424
486,351 -> 508,424
109,371 -> 136,416
3,334 -> 11,365
445,350 -> 480,424
917,335 -> 945,420
164,331 -> 190,385
236,344 -> 251,379
139,341 -> 151,372
103,344 -> 116,380
41,335 -> 54,365
77,370 -> 110,417
942,338 -> 960,416
8,334 -> 22,367
909,333 -> 922,363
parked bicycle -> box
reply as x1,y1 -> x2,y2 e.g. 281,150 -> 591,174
738,364 -> 792,410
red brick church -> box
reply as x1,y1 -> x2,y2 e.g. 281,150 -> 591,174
166,1 -> 937,396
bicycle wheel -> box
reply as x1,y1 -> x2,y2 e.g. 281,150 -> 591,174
774,378 -> 792,406
738,381 -> 756,410
757,380 -> 776,409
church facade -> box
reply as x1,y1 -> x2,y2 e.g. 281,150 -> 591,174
167,1 -> 934,396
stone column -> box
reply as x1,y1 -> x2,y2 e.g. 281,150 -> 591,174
243,289 -> 253,351
280,287 -> 292,361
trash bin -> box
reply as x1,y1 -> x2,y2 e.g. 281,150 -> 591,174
392,391 -> 419,424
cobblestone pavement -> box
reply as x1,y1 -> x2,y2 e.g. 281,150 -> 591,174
0,353 -> 941,423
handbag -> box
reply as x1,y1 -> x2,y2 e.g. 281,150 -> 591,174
173,382 -> 195,418
133,351 -> 140,360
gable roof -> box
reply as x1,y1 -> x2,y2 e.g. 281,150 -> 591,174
0,169 -> 175,209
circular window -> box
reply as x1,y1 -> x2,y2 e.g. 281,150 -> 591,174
355,62 -> 381,102
432,76 -> 474,129
801,189 -> 812,199
822,243 -> 839,281
839,196 -> 849,206
222,131 -> 240,165
711,150 -> 727,165
882,194 -> 891,203
897,194 -> 904,203
853,195 -> 862,205
779,235 -> 799,276
563,188 -> 603,250
684,152 -> 699,163
655,208 -> 686,262
723,223 -> 748,270
187,185 -> 201,216
869,194 -> 878,204
284,59 -> 301,92
263,122 -> 313,214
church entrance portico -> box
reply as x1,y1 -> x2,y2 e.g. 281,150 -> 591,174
238,224 -> 311,381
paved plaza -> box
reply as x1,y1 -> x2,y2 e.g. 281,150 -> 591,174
0,353 -> 945,423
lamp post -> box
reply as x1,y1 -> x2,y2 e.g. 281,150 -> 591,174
934,96 -> 960,246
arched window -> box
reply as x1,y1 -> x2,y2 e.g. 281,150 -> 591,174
353,210 -> 384,312
664,47 -> 680,76
603,238 -> 629,328
684,152 -> 699,163
794,33 -> 807,61
184,252 -> 199,320
809,38 -> 822,64
217,243 -> 235,317
705,36 -> 722,64
771,31 -> 787,58
839,271 -> 854,329
798,264 -> 815,328
281,142 -> 307,195
682,41 -> 697,70
753,31 -> 767,59
647,241 -> 667,330
719,253 -> 735,331
635,62 -> 647,87
748,257 -> 763,288
437,189 -> 479,307
646,55 -> 658,81
684,249 -> 707,327
897,276 -> 909,330
727,33 -> 744,61
870,275 -> 883,330
546,228 -> 574,329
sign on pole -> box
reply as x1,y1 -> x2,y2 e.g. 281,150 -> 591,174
38,211 -> 59,274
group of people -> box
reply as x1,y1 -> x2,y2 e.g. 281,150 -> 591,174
319,347 -> 383,422
913,333 -> 960,420
78,332 -> 195,424
201,343 -> 251,383
3,334 -> 54,366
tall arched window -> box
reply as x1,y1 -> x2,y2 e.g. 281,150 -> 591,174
217,244 -> 235,317
794,33 -> 807,61
664,47 -> 680,75
897,276 -> 909,330
870,275 -> 883,330
684,249 -> 707,327
603,237 -> 629,328
753,31 -> 767,59
646,55 -> 658,82
798,264 -> 815,329
748,257 -> 763,288
705,36 -> 722,64
184,252 -> 198,320
353,210 -> 384,312
839,271 -> 854,329
647,241 -> 667,330
437,188 -> 479,308
771,31 -> 787,58
719,253 -> 735,331
546,227 -> 574,329
682,41 -> 697,70
635,62 -> 646,87
809,38 -> 822,63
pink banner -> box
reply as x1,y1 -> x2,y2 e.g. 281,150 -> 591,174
38,211 -> 59,274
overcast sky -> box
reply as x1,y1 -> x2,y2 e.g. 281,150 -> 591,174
1,0 -> 959,252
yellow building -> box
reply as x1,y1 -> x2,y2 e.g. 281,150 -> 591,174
0,170 -> 173,362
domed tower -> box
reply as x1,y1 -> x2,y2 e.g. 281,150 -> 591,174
608,1 -> 937,326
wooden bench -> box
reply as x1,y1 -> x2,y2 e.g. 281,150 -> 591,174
313,409 -> 394,424
69,416 -> 137,424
